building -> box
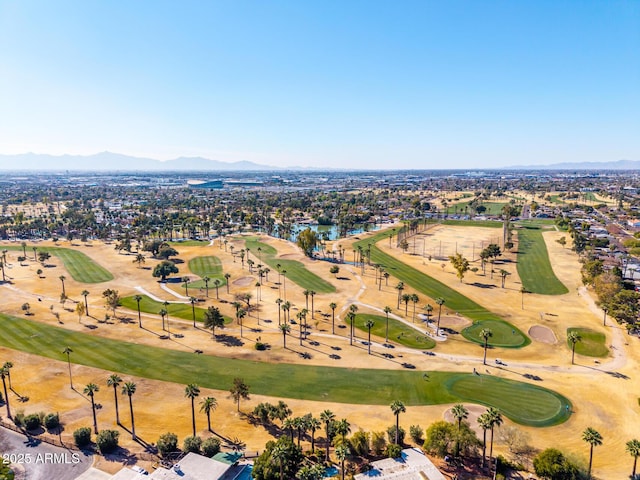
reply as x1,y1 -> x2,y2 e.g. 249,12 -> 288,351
354,448 -> 445,480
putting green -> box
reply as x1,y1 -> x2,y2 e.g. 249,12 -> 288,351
350,313 -> 436,349
4,245 -> 113,283
0,314 -> 569,426
244,237 -> 335,294
462,320 -> 530,348
187,256 -> 227,292
566,327 -> 609,358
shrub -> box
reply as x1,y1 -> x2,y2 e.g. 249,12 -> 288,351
533,448 -> 581,480
202,438 -> 221,457
409,425 -> 423,444
96,430 -> 119,454
255,342 -> 267,351
73,427 -> 92,448
183,436 -> 202,453
12,411 -> 25,428
349,430 -> 370,457
386,443 -> 402,458
24,413 -> 42,431
157,432 -> 179,458
371,431 -> 386,456
44,413 -> 60,430
386,425 -> 405,445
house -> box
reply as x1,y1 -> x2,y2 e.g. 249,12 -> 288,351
354,448 -> 445,480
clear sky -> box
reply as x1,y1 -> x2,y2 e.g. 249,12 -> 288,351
0,1 -> 638,169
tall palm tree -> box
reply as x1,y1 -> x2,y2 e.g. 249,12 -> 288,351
307,415 -> 321,452
183,277 -> 190,296
159,308 -> 167,331
276,298 -> 283,325
329,302 -> 337,334
213,279 -> 221,299
568,331 -> 582,365
122,381 -> 137,440
63,346 -> 73,389
283,417 -> 296,441
390,400 -> 406,445
365,319 -> 375,354
203,276 -> 210,297
0,367 -> 11,419
84,383 -> 100,434
293,416 -> 305,447
309,291 -> 316,318
626,438 -> 640,479
320,409 -> 336,461
383,306 -> 392,343
303,290 -> 310,310
190,296 -> 198,327
59,275 -> 66,296
200,396 -> 217,432
237,308 -> 246,337
477,412 -> 492,468
410,294 -> 419,321
2,362 -> 13,389
435,297 -> 445,334
487,407 -> 503,464
272,443 -> 287,480
480,328 -> 493,365
81,290 -> 90,316
424,304 -> 433,323
280,323 -> 291,349
107,373 -> 122,425
395,282 -> 405,309
347,312 -> 356,346
224,273 -> 231,294
336,445 -> 350,480
402,293 -> 411,316
582,427 -> 603,479
133,295 -> 143,328
335,418 -> 351,442
185,383 -> 201,437
451,404 -> 469,430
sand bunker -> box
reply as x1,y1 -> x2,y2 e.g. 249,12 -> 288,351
233,276 -> 255,287
438,315 -> 472,329
529,325 -> 557,344
279,253 -> 301,259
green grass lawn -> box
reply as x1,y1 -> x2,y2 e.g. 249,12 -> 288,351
349,313 -> 436,349
461,320 -> 529,348
0,313 -> 569,426
120,295 -> 232,324
447,201 -> 510,216
186,256 -> 227,292
244,237 -> 335,294
567,327 -> 609,358
4,245 -> 113,283
354,232 -> 529,348
168,240 -> 210,246
516,225 -> 568,295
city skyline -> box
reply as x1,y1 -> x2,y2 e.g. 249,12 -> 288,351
1,1 -> 638,169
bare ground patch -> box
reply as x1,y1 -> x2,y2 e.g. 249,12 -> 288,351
232,276 -> 255,287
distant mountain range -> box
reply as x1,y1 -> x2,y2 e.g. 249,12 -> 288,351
509,159 -> 640,170
0,152 -> 281,171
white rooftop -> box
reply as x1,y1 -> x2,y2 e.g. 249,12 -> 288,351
354,448 -> 445,480
107,452 -> 234,480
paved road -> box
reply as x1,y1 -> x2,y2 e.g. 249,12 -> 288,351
0,426 -> 93,480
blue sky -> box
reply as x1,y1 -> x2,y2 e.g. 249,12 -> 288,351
0,1 -> 638,169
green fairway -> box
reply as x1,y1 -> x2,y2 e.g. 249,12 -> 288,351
350,313 -> 436,349
516,225 -> 568,295
4,245 -> 113,283
354,232 -> 529,348
461,320 -> 530,348
567,328 -> 609,358
120,295 -> 232,324
187,256 -> 227,291
447,201 -> 511,216
244,237 -> 335,294
0,314 -> 569,426
168,240 -> 210,246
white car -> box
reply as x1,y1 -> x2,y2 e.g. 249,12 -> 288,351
132,466 -> 149,475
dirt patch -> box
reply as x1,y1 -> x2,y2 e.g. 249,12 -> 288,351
528,325 -> 557,344
232,276 -> 255,287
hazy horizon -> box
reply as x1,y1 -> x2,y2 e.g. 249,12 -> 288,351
1,1 -> 638,169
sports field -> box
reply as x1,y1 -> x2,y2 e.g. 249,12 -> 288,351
516,225 -> 568,295
0,313 -> 569,426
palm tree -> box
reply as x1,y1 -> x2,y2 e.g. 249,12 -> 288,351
183,277 -> 191,296
0,367 -> 11,419
320,409 -> 336,461
276,298 -> 283,325
63,346 -> 73,389
336,445 -> 350,480
424,304 -> 433,323
283,417 -> 296,441
487,407 -> 503,464
480,328 -> 493,365
402,293 -> 411,316
390,400 -> 406,445
280,323 -> 291,349
395,282 -> 405,309
224,273 -> 231,294
159,308 -> 167,331
190,296 -> 198,327
477,412 -> 492,468
293,416 -> 305,447
410,294 -> 419,321
106,373 -> 122,425
81,290 -> 90,316
203,276 -> 210,297
568,331 -> 582,365
185,383 -> 201,437
365,319 -> 375,354
582,427 -> 603,479
626,438 -> 640,478
237,308 -> 246,337
2,362 -> 13,389
200,396 -> 217,432
335,418 -> 351,442
213,279 -> 221,299
451,404 -> 469,430
347,312 -> 356,346
134,295 -> 143,328
329,302 -> 337,334
303,290 -> 310,310
84,383 -> 100,434
122,381 -> 137,440
435,297 -> 445,335
59,275 -> 66,296
271,444 -> 287,480
383,306 -> 392,343
309,290 -> 316,318
307,415 -> 321,452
